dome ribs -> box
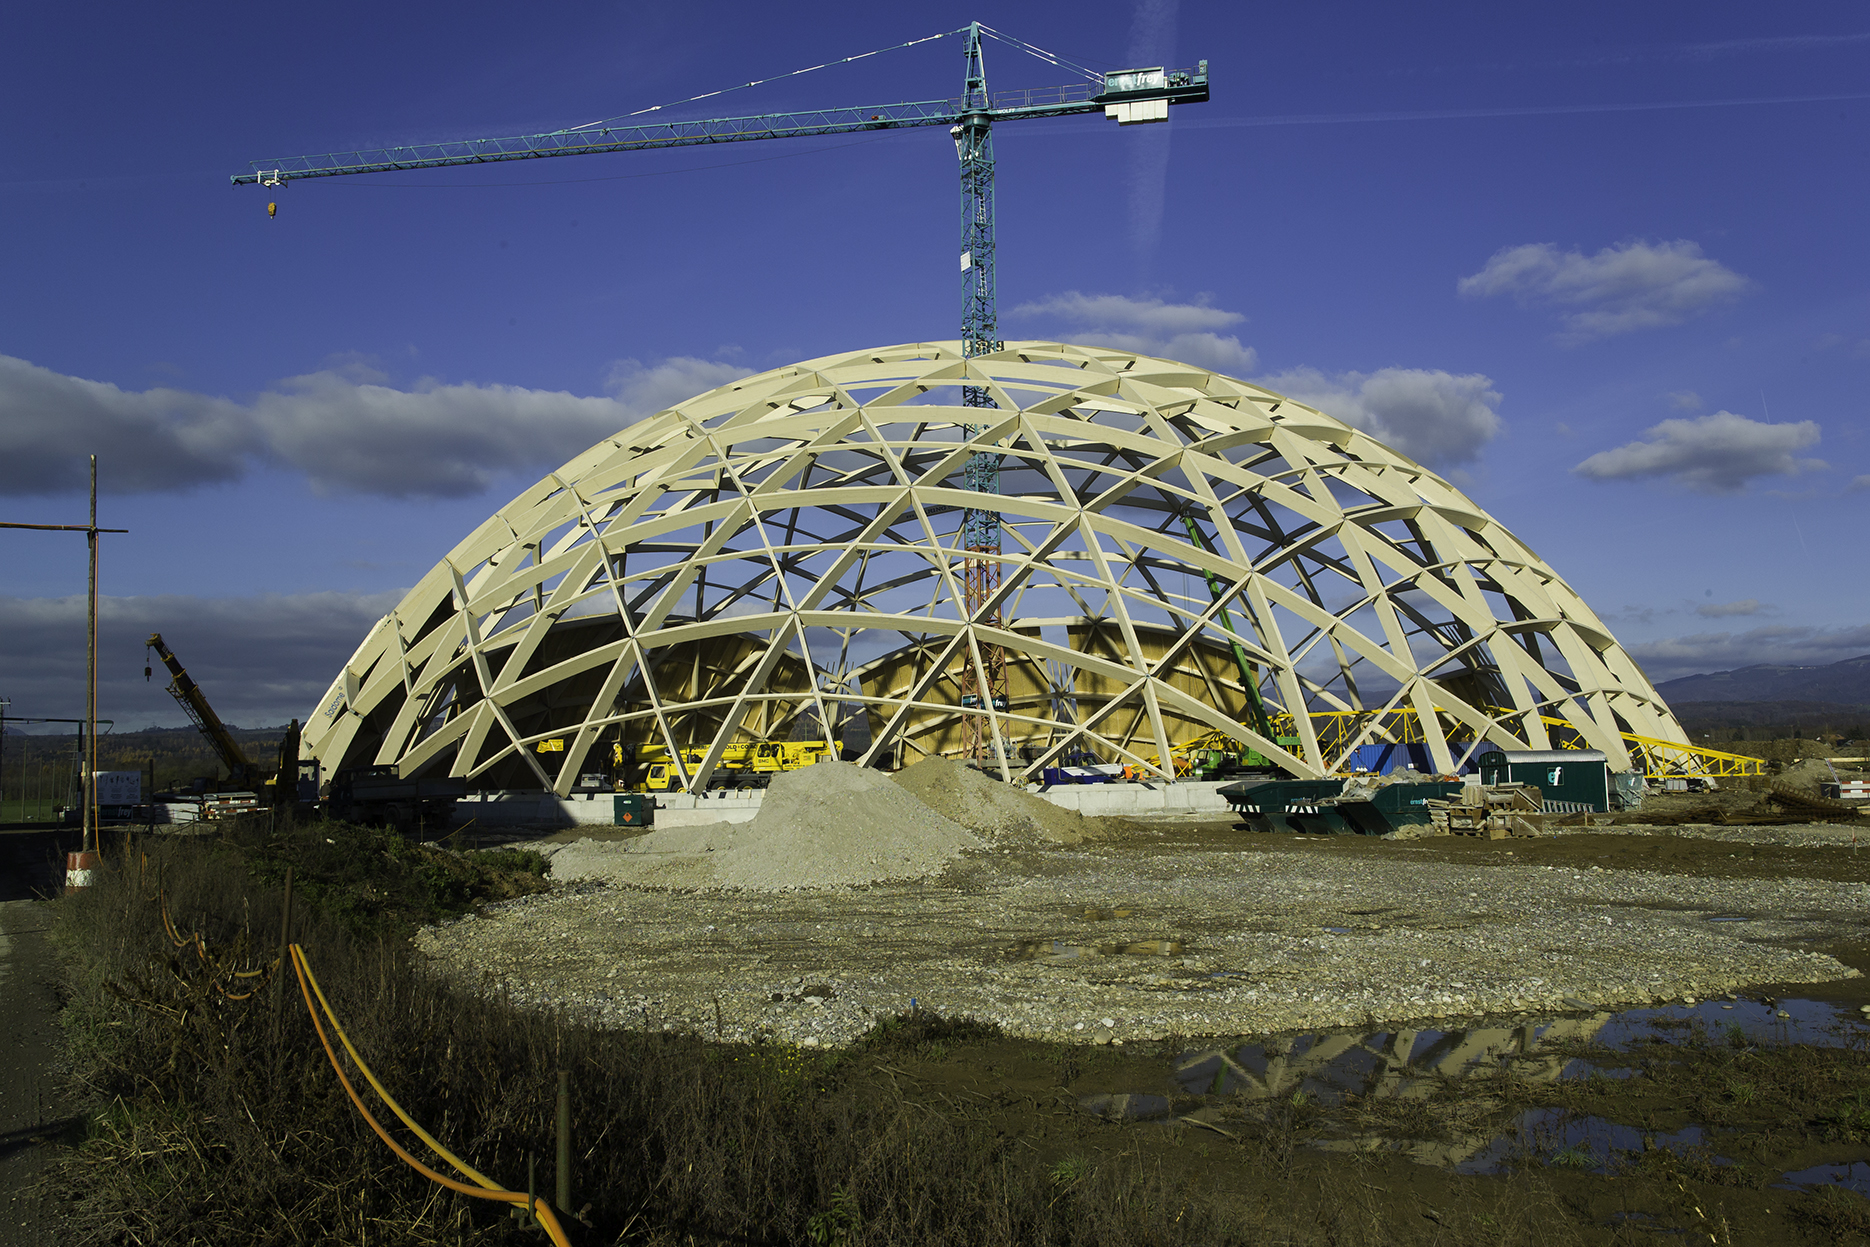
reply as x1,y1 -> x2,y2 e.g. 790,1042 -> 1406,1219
302,341 -> 1685,791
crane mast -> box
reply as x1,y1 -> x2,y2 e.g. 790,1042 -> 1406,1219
235,24 -> 1210,774
956,23 -> 1007,764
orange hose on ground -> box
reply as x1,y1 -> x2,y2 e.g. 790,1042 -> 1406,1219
294,947 -> 500,1189
289,945 -> 571,1246
158,887 -> 276,998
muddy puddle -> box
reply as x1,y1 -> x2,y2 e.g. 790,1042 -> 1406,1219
1011,937 -> 1184,961
1078,996 -> 1870,1180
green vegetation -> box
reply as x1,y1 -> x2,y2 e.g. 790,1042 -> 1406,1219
50,817 -> 1246,1246
46,811 -> 1870,1245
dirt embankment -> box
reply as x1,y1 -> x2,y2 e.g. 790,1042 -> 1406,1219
546,757 -> 1141,892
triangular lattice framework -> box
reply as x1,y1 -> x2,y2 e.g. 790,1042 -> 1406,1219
302,341 -> 1684,793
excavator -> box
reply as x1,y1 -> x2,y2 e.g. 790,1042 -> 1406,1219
146,633 -> 308,810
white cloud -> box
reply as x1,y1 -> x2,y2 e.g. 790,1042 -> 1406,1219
1629,623 -> 1870,685
0,352 -> 752,499
604,356 -> 756,414
0,354 -> 256,495
1009,291 -> 1258,374
1012,291 -> 1243,335
1666,390 -> 1702,411
1015,294 -> 1502,468
1573,410 -> 1823,493
1254,366 -> 1503,468
0,590 -> 402,730
1694,598 -> 1765,618
1849,475 -> 1870,493
1458,239 -> 1751,341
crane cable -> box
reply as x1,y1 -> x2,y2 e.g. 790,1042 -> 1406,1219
561,24 -> 1105,136
976,25 -> 1104,82
561,28 -> 963,133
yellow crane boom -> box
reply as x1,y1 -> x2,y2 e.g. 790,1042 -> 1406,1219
146,632 -> 262,788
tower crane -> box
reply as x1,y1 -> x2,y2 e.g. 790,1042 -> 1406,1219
233,23 -> 1210,766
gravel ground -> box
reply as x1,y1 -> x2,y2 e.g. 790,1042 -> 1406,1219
413,821 -> 1868,1050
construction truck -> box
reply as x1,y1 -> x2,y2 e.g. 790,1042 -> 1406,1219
616,739 -> 835,792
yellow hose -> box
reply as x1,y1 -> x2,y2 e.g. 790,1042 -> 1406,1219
289,946 -> 571,1246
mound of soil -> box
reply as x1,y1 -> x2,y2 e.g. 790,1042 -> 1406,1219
548,761 -> 982,891
891,756 -> 1100,845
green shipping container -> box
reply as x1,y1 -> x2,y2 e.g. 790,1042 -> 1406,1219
1475,750 -> 1608,812
613,792 -> 656,828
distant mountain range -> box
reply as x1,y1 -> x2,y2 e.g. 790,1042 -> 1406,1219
1655,654 -> 1870,704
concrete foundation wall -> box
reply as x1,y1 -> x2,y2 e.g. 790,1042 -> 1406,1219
452,788 -> 764,829
451,779 -> 1234,831
1033,779 -> 1236,816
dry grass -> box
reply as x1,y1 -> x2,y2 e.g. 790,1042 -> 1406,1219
49,819 -> 1254,1246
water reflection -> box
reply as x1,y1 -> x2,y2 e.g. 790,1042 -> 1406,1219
1091,999 -> 1865,1172
1592,997 -> 1848,1049
1779,1160 -> 1870,1199
1173,1016 -> 1609,1108
1454,1109 -> 1717,1175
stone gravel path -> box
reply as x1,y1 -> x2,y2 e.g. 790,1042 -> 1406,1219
414,826 -> 1867,1049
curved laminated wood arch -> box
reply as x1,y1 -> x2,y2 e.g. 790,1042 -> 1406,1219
303,341 -> 1684,792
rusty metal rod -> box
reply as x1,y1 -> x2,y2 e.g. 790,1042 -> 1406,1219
556,1070 -> 571,1215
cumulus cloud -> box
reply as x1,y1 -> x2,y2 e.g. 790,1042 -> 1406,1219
603,356 -> 758,413
1009,291 -> 1257,374
0,352 -> 752,499
1695,598 -> 1765,618
1254,366 -> 1503,469
0,590 -> 402,731
0,355 -> 256,495
1458,239 -> 1751,341
1628,623 -> 1870,685
1849,475 -> 1870,493
1572,410 -> 1823,493
1667,390 -> 1703,411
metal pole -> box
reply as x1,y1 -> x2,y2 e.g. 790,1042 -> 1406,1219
555,1069 -> 571,1214
0,696 -> 9,820
274,865 -> 294,1026
86,456 -> 98,854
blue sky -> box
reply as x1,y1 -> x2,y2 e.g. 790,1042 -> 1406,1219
3,1 -> 1868,730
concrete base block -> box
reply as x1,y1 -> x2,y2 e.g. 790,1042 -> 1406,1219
451,779 -> 1232,831
452,789 -> 766,830
1033,780 -> 1234,816
650,790 -> 763,828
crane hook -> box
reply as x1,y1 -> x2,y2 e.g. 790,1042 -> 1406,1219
267,202 -> 277,219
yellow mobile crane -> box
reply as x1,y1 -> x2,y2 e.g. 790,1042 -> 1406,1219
146,633 -> 307,808
615,739 -> 836,792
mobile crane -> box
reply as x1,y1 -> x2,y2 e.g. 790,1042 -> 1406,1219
147,632 -> 266,790
147,633 -> 315,811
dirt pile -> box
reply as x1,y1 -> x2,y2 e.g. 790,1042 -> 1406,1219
891,756 -> 1101,845
548,761 -> 982,891
1779,757 -> 1847,794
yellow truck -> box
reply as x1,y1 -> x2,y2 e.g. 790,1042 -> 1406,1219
616,739 -> 836,792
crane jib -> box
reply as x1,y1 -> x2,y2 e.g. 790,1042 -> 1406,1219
230,69 -> 1207,185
